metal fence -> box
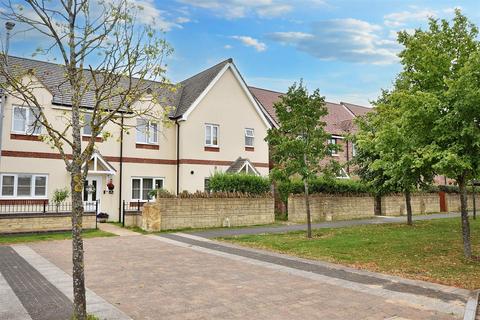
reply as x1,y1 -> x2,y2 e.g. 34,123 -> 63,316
0,201 -> 98,215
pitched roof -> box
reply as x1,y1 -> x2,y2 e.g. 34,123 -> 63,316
226,157 -> 260,175
171,58 -> 232,118
341,101 -> 372,117
249,86 -> 366,135
3,56 -> 232,118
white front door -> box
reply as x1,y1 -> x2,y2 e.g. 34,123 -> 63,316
83,176 -> 102,212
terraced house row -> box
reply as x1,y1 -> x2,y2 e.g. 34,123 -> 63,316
0,56 -> 370,221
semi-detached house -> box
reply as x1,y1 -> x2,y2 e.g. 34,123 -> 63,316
0,57 -> 271,221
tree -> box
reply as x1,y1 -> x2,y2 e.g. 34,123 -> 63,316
0,1 -> 172,318
266,81 -> 335,238
390,10 -> 480,257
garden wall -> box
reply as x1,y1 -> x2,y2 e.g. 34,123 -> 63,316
288,194 -> 374,223
0,213 -> 96,234
141,196 -> 274,232
445,193 -> 480,212
381,193 -> 440,216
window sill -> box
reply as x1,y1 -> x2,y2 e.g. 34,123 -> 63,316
10,133 -> 41,141
82,136 -> 103,142
204,146 -> 220,152
136,143 -> 159,150
245,146 -> 254,152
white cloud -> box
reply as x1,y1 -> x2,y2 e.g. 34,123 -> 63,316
231,36 -> 267,52
176,0 -> 325,19
224,44 -> 233,49
384,8 -> 436,27
269,19 -> 400,64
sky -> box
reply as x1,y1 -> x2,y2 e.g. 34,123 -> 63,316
5,0 -> 480,106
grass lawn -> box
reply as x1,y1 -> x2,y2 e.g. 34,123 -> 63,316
219,217 -> 480,289
0,229 -> 116,245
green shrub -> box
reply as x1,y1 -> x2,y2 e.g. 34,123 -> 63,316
209,172 -> 271,194
52,188 -> 69,212
277,177 -> 372,202
148,188 -> 174,198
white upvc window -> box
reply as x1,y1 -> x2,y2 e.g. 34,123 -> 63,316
12,106 -> 42,135
83,113 -> 92,136
352,142 -> 357,157
131,177 -> 164,201
0,174 -> 48,198
136,119 -> 158,144
328,137 -> 338,155
245,128 -> 254,147
205,124 -> 219,147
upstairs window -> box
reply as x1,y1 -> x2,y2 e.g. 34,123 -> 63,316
352,142 -> 357,157
328,138 -> 338,155
12,106 -> 42,135
136,119 -> 158,144
0,174 -> 48,198
205,124 -> 219,147
83,113 -> 92,136
245,128 -> 254,147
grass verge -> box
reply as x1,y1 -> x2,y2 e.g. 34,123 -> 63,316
219,217 -> 480,289
0,229 -> 116,245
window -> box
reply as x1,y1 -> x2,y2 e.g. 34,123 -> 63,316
352,142 -> 357,157
136,119 -> 158,144
0,174 -> 48,198
328,138 -> 338,155
83,113 -> 92,136
12,106 -> 41,135
131,177 -> 164,200
245,128 -> 254,147
204,178 -> 211,193
205,124 -> 219,147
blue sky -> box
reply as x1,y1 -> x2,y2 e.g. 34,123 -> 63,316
6,0 -> 480,106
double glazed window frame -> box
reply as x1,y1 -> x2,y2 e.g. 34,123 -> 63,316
244,128 -> 254,147
205,123 -> 219,147
136,119 -> 159,145
11,105 -> 42,135
0,173 -> 48,198
82,113 -> 93,136
131,177 -> 164,201
328,137 -> 339,156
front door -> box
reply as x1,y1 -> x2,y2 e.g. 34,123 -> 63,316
83,176 -> 102,212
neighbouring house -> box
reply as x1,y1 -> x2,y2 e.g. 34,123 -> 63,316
248,86 -> 372,177
0,56 -> 271,221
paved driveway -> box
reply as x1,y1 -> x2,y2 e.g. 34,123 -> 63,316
13,233 -> 468,320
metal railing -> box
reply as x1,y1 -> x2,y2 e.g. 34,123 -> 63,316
0,201 -> 98,215
122,200 -> 147,227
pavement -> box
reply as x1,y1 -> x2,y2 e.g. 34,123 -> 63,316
0,216 -> 474,319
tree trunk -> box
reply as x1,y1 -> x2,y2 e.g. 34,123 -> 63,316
71,166 -> 87,320
458,177 -> 472,258
374,194 -> 382,215
304,179 -> 312,238
405,190 -> 413,226
472,183 -> 477,220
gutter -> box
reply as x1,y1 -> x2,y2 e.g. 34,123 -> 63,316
176,120 -> 180,195
118,114 -> 124,223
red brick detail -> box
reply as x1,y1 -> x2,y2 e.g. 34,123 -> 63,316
245,147 -> 255,152
1,150 -> 69,160
204,146 -> 220,152
104,156 -> 175,165
0,199 -> 48,205
10,134 -> 41,141
82,136 -> 103,142
136,144 -> 159,150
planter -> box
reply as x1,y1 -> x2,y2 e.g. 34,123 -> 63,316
97,212 -> 109,223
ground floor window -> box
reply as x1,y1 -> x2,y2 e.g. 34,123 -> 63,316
204,178 -> 210,193
0,173 -> 48,198
131,177 -> 164,200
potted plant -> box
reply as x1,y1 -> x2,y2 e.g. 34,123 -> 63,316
107,180 -> 114,193
97,212 -> 109,223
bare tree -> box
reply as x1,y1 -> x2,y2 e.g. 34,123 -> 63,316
0,1 -> 173,318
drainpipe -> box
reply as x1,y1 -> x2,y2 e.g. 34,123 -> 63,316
117,114 -> 124,223
0,22 -> 15,169
346,140 -> 350,174
176,120 -> 180,195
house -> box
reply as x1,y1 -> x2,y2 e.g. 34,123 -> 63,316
248,86 -> 372,176
0,56 -> 271,221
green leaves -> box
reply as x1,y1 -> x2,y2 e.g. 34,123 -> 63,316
208,173 -> 271,195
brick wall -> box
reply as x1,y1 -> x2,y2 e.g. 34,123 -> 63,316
0,213 -> 96,234
141,197 -> 274,232
288,194 -> 374,223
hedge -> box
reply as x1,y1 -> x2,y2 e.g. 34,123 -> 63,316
277,177 -> 372,202
208,172 -> 271,194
